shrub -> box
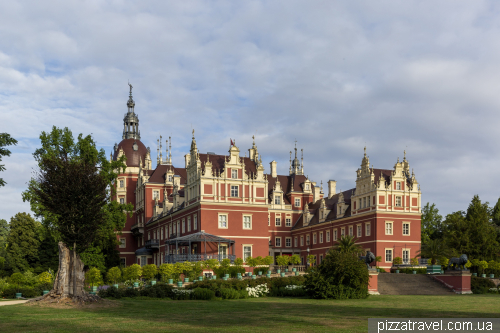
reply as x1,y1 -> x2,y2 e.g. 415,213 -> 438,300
270,285 -> 306,297
140,284 -> 173,298
106,267 -> 122,284
276,255 -> 290,267
2,285 -> 40,298
290,254 -> 301,265
171,288 -> 193,300
471,276 -> 496,294
37,271 -> 54,290
10,272 -> 25,292
159,263 -> 175,282
98,285 -> 122,299
142,264 -> 158,281
393,257 -> 403,266
219,287 -> 240,299
192,288 -> 215,300
85,267 -> 103,287
305,249 -> 369,299
253,267 -> 267,275
123,264 -> 142,281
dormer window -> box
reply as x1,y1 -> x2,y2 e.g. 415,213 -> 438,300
231,169 -> 238,179
274,195 -> 281,205
396,181 -> 401,190
305,184 -> 310,190
168,175 -> 172,182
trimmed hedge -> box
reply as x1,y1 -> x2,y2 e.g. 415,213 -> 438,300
2,286 -> 43,298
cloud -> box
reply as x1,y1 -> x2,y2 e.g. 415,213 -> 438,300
1,1 -> 500,221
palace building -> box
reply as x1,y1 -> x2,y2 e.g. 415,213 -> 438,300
112,87 -> 422,269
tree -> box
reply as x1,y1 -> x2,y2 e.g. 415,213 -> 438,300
276,255 -> 290,267
0,133 -> 18,187
5,213 -> 40,273
123,264 -> 142,281
0,219 -> 9,257
290,254 -> 301,265
417,238 -> 450,265
142,264 -> 157,282
106,267 -> 122,285
23,126 -> 131,301
85,267 -> 102,288
421,202 -> 443,244
492,198 -> 500,227
443,196 -> 499,260
335,235 -> 364,256
304,249 -> 369,299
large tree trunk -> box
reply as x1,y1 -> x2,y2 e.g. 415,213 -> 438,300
29,242 -> 100,304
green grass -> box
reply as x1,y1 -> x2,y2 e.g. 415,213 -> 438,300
0,295 -> 499,332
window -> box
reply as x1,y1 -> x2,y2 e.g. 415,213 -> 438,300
243,216 -> 252,229
219,214 -> 228,228
319,232 -> 323,243
161,228 -> 163,240
119,238 -> 126,248
395,196 -> 402,207
182,219 -> 185,233
148,232 -> 151,240
219,244 -> 228,259
363,197 -> 366,208
305,184 -> 309,190
403,250 -> 409,264
243,246 -> 252,261
153,190 -> 160,200
141,256 -> 146,267
313,233 -> 317,244
285,218 -> 291,227
334,229 -> 337,241
153,231 -> 156,239
320,211 -> 324,219
349,226 -> 353,236
396,181 -> 401,190
385,249 -> 393,262
341,228 -> 345,236
268,216 -> 270,226
275,237 -> 281,247
193,215 -> 198,230
120,258 -> 126,267
231,186 -> 238,197
300,236 -> 304,246
306,235 -> 310,245
119,180 -> 124,188
119,198 -> 124,204
275,217 -> 281,226
275,195 -> 281,204
187,217 -> 191,232
295,198 -> 301,207
403,222 -> 410,235
367,196 -> 370,207
385,222 -> 393,235
357,225 -> 362,238
285,237 -> 291,247
359,199 -> 362,209
168,175 -> 172,182
294,237 -> 298,247
366,223 -> 371,236
326,231 -> 330,242
231,169 -> 238,179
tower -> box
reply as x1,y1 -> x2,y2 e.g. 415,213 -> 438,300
122,83 -> 141,140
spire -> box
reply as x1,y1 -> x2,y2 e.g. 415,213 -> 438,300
290,140 -> 304,175
122,83 -> 140,140
159,135 -> 163,164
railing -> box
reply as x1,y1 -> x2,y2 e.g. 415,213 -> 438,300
271,264 -> 306,273
131,222 -> 144,230
164,254 -> 236,264
145,239 -> 159,249
169,233 -> 177,239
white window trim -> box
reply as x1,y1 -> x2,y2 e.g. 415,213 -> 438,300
356,224 -> 362,238
275,237 -> 282,247
274,195 -> 281,205
349,226 -> 353,236
119,237 -> 126,248
341,227 -> 345,236
365,222 -> 371,236
319,232 -> 323,243
300,236 -> 304,246
242,244 -> 252,261
231,169 -> 238,179
385,248 -> 393,263
295,198 -> 301,207
402,248 -> 410,265
326,230 -> 330,242
285,217 -> 292,227
218,213 -> 228,229
230,185 -> 239,197
285,237 -> 292,247
294,237 -> 298,247
193,215 -> 198,230
187,217 -> 191,232
275,216 -> 281,227
334,229 -> 337,241
313,233 -> 317,244
243,215 -> 252,230
403,221 -> 411,236
395,196 -> 402,207
396,181 -> 401,190
385,221 -> 393,235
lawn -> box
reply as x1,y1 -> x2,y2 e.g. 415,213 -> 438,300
0,295 -> 498,333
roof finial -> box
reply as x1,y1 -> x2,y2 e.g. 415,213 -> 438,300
128,82 -> 133,96
364,146 -> 366,157
192,129 -> 195,138
404,150 -> 406,161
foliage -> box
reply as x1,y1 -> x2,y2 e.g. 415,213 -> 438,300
23,271 -> 38,287
417,238 -> 450,265
335,235 -> 364,256
246,257 -> 258,269
443,196 -> 499,261
262,256 -> 274,266
203,259 -> 220,271
477,261 -> 488,275
421,202 -> 443,245
290,254 -> 301,265
106,267 -> 121,284
410,257 -> 419,267
159,263 -> 175,281
246,284 -> 269,298
276,255 -> 290,266
2,285 -> 41,298
10,272 -> 25,292
22,126 -> 132,265
85,267 -> 103,287
219,287 -> 243,299
0,132 -> 18,187
375,256 -> 382,264
213,265 -> 245,278
142,264 -> 158,281
0,218 -> 9,258
307,255 -> 316,266
270,285 -> 306,297
123,264 -> 142,281
191,287 -> 216,300
5,213 -> 40,273
304,249 -> 369,299
98,284 -> 174,299
392,257 -> 403,266
471,276 -> 496,294
38,271 -> 54,290
80,246 -> 106,272
492,198 -> 500,227
233,258 -> 243,267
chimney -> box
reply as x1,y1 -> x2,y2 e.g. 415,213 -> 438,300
270,160 -> 277,178
328,180 -> 336,199
312,182 -> 321,203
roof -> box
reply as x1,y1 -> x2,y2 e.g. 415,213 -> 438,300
147,165 -> 187,184
373,169 -> 392,185
164,231 -> 236,245
135,247 -> 154,255
113,138 -> 148,167
267,174 -> 308,204
198,153 -> 258,177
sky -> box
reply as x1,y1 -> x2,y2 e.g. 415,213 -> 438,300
1,1 -> 500,222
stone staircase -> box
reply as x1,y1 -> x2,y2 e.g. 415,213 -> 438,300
377,273 -> 455,295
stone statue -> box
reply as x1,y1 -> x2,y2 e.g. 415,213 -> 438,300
359,251 -> 376,269
447,254 -> 468,271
